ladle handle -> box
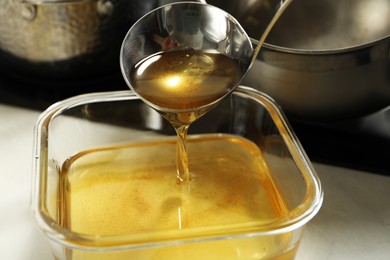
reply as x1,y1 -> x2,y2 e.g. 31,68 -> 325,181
251,0 -> 293,64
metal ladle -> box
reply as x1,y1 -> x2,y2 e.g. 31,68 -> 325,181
119,1 -> 292,183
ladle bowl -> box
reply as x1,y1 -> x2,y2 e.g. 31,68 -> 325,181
119,1 -> 292,115
119,1 -> 253,114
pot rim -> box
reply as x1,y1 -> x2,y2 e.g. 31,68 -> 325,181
254,34 -> 390,55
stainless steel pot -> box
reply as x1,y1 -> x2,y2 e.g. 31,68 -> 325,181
0,0 -> 180,79
208,0 -> 390,121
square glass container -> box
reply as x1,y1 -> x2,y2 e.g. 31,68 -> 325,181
32,86 -> 323,260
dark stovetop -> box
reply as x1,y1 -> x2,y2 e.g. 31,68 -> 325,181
1,71 -> 389,176
0,71 -> 128,110
291,117 -> 390,176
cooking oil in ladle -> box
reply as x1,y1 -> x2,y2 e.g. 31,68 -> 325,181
130,49 -> 242,183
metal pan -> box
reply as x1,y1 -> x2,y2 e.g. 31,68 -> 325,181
208,0 -> 390,121
0,0 -> 199,80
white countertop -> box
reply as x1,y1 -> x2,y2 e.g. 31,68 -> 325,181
0,103 -> 389,260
